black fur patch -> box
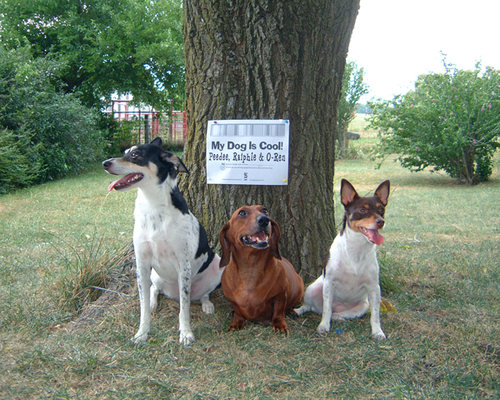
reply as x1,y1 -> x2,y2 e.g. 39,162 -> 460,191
322,252 -> 330,274
196,221 -> 215,274
170,186 -> 189,214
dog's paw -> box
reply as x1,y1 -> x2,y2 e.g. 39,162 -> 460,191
293,306 -> 308,316
150,300 -> 158,313
272,319 -> 289,333
372,331 -> 386,340
228,321 -> 245,331
179,330 -> 195,346
316,323 -> 330,335
132,330 -> 149,344
332,313 -> 346,322
201,300 -> 215,315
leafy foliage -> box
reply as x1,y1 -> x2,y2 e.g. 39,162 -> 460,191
336,61 -> 368,158
107,120 -> 141,155
368,61 -> 500,185
0,45 -> 106,192
0,129 -> 42,194
0,0 -> 185,110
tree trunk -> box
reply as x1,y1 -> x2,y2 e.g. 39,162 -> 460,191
181,0 -> 359,281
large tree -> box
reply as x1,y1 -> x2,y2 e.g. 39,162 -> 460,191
181,0 -> 360,279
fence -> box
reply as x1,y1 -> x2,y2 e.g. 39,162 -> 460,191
104,100 -> 187,145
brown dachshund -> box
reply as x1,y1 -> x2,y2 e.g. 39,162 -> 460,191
219,205 -> 304,332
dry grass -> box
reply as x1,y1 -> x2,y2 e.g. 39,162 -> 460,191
347,113 -> 379,138
1,150 -> 500,398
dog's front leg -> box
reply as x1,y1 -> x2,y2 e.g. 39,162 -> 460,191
271,296 -> 289,333
317,276 -> 334,334
133,245 -> 153,343
178,262 -> 195,346
368,284 -> 386,340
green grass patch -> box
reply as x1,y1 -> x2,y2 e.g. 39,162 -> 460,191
1,156 -> 499,398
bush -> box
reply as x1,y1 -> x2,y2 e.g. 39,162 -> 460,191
0,45 -> 107,191
0,129 -> 42,193
27,92 -> 106,181
368,61 -> 500,185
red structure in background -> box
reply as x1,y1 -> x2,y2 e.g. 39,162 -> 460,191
105,98 -> 187,144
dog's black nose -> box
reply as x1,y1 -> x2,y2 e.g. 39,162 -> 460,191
102,160 -> 112,169
257,216 -> 270,228
376,218 -> 385,229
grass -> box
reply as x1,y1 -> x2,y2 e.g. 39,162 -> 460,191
347,113 -> 378,138
1,134 -> 500,398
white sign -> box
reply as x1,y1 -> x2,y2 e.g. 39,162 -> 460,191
206,119 -> 290,185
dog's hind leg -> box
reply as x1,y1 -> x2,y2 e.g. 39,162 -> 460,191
294,304 -> 312,316
295,277 -> 324,316
150,283 -> 160,313
178,262 -> 195,346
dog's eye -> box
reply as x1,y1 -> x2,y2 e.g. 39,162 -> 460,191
238,210 -> 248,217
130,150 -> 139,159
378,207 -> 385,214
359,208 -> 367,213
261,208 -> 269,215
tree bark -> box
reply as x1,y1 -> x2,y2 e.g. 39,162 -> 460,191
181,0 -> 359,280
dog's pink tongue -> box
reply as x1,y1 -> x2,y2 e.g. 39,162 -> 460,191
108,179 -> 120,191
252,231 -> 267,242
368,229 -> 384,245
108,174 -> 133,191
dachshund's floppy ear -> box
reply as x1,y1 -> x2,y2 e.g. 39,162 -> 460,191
219,222 -> 231,268
269,219 -> 282,260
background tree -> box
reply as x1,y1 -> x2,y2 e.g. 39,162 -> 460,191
181,0 -> 360,279
0,0 -> 185,110
337,61 -> 368,158
368,61 -> 500,185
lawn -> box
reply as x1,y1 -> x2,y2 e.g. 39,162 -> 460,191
0,141 -> 499,398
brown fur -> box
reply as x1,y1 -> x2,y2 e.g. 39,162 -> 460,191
219,205 -> 304,332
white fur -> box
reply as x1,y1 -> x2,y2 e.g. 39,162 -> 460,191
105,157 -> 223,345
295,223 -> 386,340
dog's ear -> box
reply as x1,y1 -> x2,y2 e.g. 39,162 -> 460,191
219,222 -> 231,268
375,180 -> 390,206
150,137 -> 163,147
270,219 -> 282,260
340,179 -> 359,207
162,153 -> 190,174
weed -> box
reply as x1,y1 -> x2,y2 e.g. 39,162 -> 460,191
44,230 -> 134,314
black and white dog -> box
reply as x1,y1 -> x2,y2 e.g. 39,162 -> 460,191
103,137 -> 223,345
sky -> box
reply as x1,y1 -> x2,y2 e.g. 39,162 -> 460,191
347,0 -> 500,102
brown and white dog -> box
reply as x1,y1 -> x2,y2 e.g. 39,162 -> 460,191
295,179 -> 390,339
219,205 -> 304,332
